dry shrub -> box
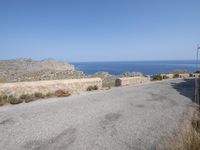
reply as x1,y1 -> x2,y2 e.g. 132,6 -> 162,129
0,75 -> 7,83
0,96 -> 7,106
20,94 -> 35,103
45,92 -> 54,98
0,90 -> 71,106
173,73 -> 180,78
87,85 -> 98,91
34,92 -> 45,99
157,110 -> 200,150
163,75 -> 169,79
54,90 -> 71,97
8,95 -> 23,104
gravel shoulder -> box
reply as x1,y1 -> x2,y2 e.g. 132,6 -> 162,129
0,78 -> 195,150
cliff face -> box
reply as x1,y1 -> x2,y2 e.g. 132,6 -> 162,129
0,58 -> 85,82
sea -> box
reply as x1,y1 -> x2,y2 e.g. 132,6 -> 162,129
72,60 -> 197,75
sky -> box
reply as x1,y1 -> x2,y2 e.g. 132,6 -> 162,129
0,0 -> 200,62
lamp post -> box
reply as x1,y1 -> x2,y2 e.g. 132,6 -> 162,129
195,45 -> 200,105
196,45 -> 200,72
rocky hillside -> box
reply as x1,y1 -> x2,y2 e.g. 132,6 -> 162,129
0,58 -> 85,82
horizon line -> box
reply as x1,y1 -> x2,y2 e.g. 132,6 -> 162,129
70,59 -> 196,63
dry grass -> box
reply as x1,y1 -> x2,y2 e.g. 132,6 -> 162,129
0,96 -> 7,106
20,94 -> 35,103
0,90 -> 71,106
45,92 -> 55,98
9,95 -> 23,104
157,109 -> 200,150
0,75 -> 7,83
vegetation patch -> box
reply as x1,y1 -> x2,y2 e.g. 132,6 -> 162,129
0,96 -> 7,106
0,90 -> 71,106
9,95 -> 23,104
20,94 -> 35,103
157,110 -> 200,150
45,92 -> 55,98
54,90 -> 71,97
190,73 -> 194,77
87,85 -> 98,91
34,92 -> 45,99
152,74 -> 162,80
162,75 -> 169,79
0,75 -> 7,83
173,73 -> 180,78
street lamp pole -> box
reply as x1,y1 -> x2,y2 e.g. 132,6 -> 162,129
196,45 -> 200,72
195,45 -> 200,105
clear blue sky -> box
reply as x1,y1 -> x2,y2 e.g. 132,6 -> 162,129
0,0 -> 200,62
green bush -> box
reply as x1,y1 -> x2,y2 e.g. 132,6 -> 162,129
189,73 -> 193,77
152,74 -> 162,80
87,85 -> 98,91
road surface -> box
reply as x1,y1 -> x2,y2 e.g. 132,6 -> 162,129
0,78 -> 195,150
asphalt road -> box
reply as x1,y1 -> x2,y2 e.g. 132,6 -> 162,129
0,78 -> 195,150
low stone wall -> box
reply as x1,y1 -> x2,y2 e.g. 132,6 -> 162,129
179,73 -> 190,78
115,76 -> 150,87
193,73 -> 200,77
0,78 -> 102,97
161,73 -> 191,79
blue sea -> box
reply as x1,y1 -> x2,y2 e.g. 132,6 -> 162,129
72,60 -> 196,75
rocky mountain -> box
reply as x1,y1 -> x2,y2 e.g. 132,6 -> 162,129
0,58 -> 85,82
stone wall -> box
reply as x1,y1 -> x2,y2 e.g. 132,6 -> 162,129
115,76 -> 150,87
160,74 -> 174,79
0,78 -> 102,97
179,73 -> 190,78
193,73 -> 200,77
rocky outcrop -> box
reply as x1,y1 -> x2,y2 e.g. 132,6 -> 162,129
0,58 -> 85,82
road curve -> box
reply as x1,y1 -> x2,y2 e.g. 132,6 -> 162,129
0,78 -> 195,150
